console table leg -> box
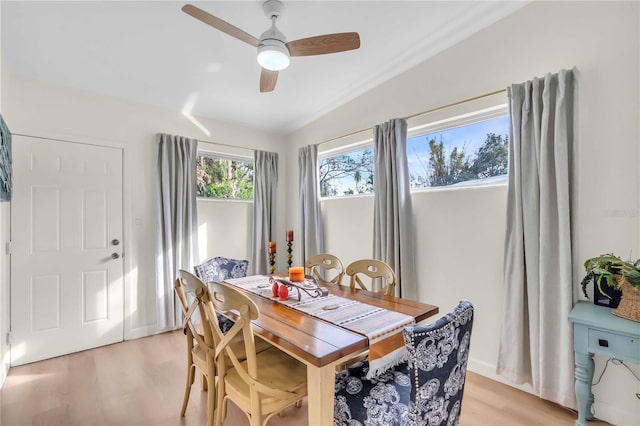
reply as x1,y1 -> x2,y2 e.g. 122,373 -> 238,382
586,353 -> 594,421
574,351 -> 595,426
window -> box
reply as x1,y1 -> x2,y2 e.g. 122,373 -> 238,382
408,114 -> 510,190
319,146 -> 374,198
196,153 -> 254,200
319,106 -> 510,198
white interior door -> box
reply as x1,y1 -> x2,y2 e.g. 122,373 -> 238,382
10,136 -> 124,366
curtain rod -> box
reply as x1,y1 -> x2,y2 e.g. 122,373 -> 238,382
318,88 -> 507,146
196,137 -> 255,153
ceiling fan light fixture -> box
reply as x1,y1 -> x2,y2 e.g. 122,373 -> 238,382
257,41 -> 290,71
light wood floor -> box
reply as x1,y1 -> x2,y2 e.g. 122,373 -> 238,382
0,331 -> 608,426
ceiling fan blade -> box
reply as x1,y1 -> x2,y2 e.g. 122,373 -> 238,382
286,32 -> 360,57
182,4 -> 261,48
260,69 -> 279,93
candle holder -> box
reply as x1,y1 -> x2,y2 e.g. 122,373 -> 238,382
269,252 -> 276,274
269,275 -> 329,301
287,241 -> 293,269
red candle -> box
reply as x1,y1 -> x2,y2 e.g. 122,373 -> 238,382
286,229 -> 294,242
268,241 -> 276,254
278,284 -> 289,301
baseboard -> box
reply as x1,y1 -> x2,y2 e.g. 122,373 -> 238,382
125,324 -> 164,341
592,400 -> 640,425
467,357 -> 536,395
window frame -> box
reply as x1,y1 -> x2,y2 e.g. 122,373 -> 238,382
407,104 -> 510,193
318,141 -> 375,200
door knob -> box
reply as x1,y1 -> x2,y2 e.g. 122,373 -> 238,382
111,253 -> 120,259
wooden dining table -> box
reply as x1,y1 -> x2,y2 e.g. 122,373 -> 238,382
222,276 -> 439,426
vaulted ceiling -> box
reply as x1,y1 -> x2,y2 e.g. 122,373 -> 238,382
2,1 -> 527,134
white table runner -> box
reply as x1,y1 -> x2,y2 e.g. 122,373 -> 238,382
224,275 -> 414,377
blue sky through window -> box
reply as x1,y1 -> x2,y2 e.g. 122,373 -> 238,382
407,115 -> 510,183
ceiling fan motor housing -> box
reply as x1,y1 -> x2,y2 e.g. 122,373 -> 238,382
260,22 -> 287,44
262,0 -> 284,20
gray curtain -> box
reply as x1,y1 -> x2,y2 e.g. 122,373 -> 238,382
298,144 -> 325,263
155,133 -> 199,330
251,150 -> 278,275
373,118 -> 417,299
496,69 -> 576,408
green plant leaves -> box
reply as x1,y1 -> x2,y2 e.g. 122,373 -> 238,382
581,253 -> 640,298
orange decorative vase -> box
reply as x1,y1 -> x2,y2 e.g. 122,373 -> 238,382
612,276 -> 640,322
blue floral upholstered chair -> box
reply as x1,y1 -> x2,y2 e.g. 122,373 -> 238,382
193,256 -> 249,333
334,300 -> 474,426
194,256 -> 249,282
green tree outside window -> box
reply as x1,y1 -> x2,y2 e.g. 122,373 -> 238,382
196,155 -> 254,200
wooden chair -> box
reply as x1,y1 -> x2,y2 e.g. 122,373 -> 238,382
345,259 -> 396,296
338,259 -> 396,369
205,281 -> 308,426
335,301 -> 475,426
305,253 -> 345,285
174,270 -> 219,426
174,270 -> 270,426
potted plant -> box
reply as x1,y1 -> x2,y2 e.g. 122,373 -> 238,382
581,253 -> 640,322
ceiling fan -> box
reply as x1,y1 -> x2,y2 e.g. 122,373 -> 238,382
182,1 -> 361,93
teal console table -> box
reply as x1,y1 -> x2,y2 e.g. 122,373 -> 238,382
569,301 -> 640,426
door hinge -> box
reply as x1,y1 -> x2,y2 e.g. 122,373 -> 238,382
5,241 -> 11,255
6,332 -> 11,346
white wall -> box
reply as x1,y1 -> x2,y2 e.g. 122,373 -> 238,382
322,195 -> 374,264
0,200 -> 7,387
196,199 -> 253,264
4,75 -> 286,340
0,4 -> 11,386
286,1 -> 639,424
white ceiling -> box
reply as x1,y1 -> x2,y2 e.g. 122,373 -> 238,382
2,1 -> 527,134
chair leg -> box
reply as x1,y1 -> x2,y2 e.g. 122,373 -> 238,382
215,383 -> 226,426
249,411 -> 261,426
206,375 -> 215,426
180,364 -> 196,417
250,393 -> 262,426
201,372 -> 208,391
